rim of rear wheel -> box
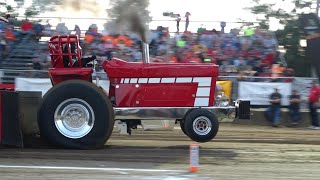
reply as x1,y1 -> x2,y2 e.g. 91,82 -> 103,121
54,98 -> 95,139
192,116 -> 212,135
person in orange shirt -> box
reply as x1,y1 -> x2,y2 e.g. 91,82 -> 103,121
84,34 -> 94,44
3,26 -> 15,51
101,34 -> 113,42
168,51 -> 178,63
169,55 -> 178,63
114,35 -> 129,45
3,26 -> 15,42
125,39 -> 133,47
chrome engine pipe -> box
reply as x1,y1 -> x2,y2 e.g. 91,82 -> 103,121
142,43 -> 150,63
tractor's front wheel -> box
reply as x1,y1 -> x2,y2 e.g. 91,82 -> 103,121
184,109 -> 219,143
180,120 -> 187,135
38,80 -> 114,149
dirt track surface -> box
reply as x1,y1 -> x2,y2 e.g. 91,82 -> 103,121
1,124 -> 320,180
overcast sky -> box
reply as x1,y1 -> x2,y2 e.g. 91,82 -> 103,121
39,0 -> 297,32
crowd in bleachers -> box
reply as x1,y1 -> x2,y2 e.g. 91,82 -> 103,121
0,19 -> 50,59
0,19 -> 294,79
0,19 -> 18,58
81,24 -> 292,78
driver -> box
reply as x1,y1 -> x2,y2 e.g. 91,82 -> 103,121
62,42 -> 96,67
62,42 -> 77,67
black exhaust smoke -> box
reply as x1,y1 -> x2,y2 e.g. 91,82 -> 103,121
107,0 -> 151,62
107,0 -> 151,43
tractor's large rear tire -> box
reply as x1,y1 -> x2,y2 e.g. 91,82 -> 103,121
184,109 -> 219,143
38,80 -> 114,149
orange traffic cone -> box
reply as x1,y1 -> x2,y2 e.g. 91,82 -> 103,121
189,143 -> 199,172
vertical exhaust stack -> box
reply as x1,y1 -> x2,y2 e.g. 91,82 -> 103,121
142,42 -> 150,63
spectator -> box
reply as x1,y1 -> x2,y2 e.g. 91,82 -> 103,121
264,33 -> 276,50
264,88 -> 282,127
308,80 -> 320,129
0,19 -> 6,32
20,19 -> 33,35
215,83 -> 223,96
190,53 -> 201,63
203,53 -> 214,63
74,25 -> 81,38
185,12 -> 191,32
175,14 -> 181,33
288,89 -> 301,126
33,20 -> 44,40
87,24 -> 99,38
41,20 -> 52,36
168,51 -> 178,63
198,24 -> 206,35
3,25 -> 15,42
32,56 -> 42,70
252,61 -> 264,77
132,45 -> 142,62
102,39 -> 114,60
56,23 -> 69,35
0,34 -> 7,58
244,24 -> 255,37
3,25 -> 15,50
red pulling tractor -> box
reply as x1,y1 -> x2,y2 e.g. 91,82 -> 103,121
0,35 -> 250,149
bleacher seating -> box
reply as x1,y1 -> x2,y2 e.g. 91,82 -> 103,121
0,35 -> 47,83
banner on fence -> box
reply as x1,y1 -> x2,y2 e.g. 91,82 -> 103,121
15,78 -> 109,96
216,81 -> 232,98
15,78 -> 52,96
238,82 -> 292,105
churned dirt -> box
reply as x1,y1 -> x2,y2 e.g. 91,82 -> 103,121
1,123 -> 320,180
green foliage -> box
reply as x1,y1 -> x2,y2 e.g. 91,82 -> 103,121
0,0 -> 62,18
246,0 -> 316,77
276,19 -> 311,76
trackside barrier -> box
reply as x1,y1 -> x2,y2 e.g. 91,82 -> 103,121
217,75 -> 318,109
14,77 -> 110,96
238,81 -> 292,105
0,89 -> 23,147
10,71 -> 318,108
0,89 -> 42,148
8,70 -> 317,103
